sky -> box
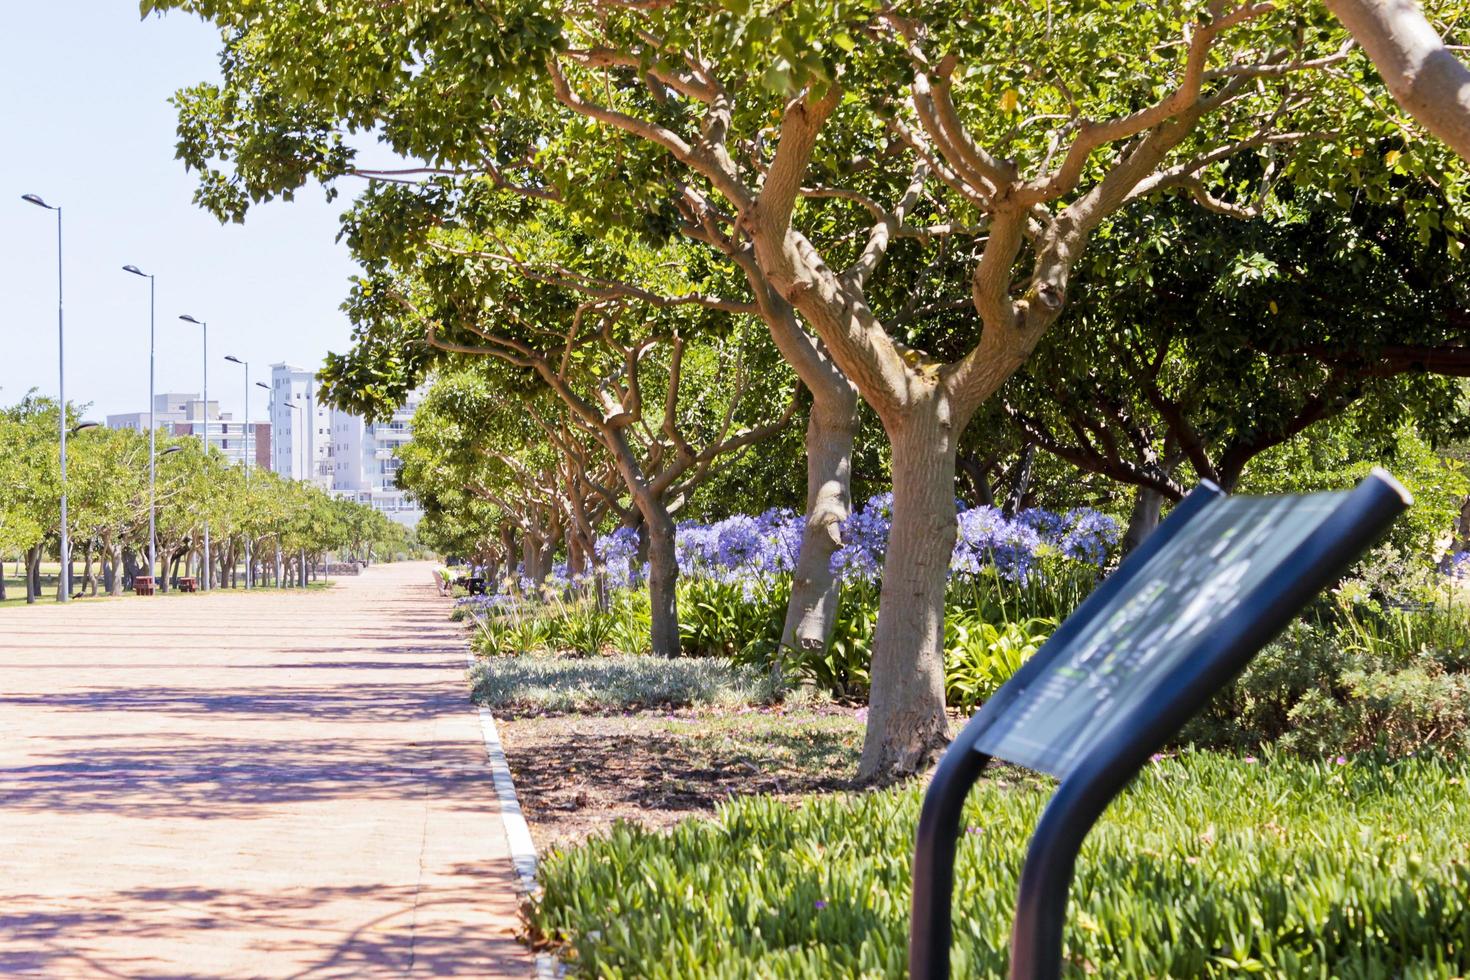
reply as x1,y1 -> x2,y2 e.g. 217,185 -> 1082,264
1,3 -> 363,423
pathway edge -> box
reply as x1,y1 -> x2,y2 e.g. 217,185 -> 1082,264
464,645 -> 561,979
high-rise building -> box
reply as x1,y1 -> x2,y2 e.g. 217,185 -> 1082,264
266,363 -> 333,487
106,393 -> 269,470
328,387 -> 425,527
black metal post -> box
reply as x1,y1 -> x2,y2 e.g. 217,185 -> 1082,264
910,722 -> 992,980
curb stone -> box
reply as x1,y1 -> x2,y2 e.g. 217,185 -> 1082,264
465,646 -> 563,979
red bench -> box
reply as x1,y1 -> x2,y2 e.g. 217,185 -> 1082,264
178,577 -> 198,593
134,576 -> 155,596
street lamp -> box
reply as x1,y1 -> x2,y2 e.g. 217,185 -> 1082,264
180,315 -> 210,591
22,193 -> 73,602
122,264 -> 158,584
227,355 -> 253,588
283,399 -> 307,588
255,380 -> 276,586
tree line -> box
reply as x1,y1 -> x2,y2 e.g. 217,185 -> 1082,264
0,395 -> 412,602
144,0 -> 1470,780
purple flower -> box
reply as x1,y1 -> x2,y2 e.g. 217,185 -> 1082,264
1335,756 -> 1348,766
1244,756 -> 1258,764
814,900 -> 827,910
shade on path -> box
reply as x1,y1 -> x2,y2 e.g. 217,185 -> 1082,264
0,561 -> 531,977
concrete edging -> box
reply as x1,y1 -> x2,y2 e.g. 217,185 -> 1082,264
464,646 -> 561,978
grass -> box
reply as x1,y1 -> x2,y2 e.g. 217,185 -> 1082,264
469,652 -> 779,716
529,750 -> 1470,978
0,560 -> 333,609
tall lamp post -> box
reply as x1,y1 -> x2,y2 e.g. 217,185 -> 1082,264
257,381 -> 275,586
179,315 -> 210,590
227,355 -> 253,588
21,194 -> 73,602
122,264 -> 158,584
284,399 -> 305,587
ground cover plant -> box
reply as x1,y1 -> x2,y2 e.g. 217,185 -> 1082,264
469,654 -> 776,716
528,752 -> 1470,978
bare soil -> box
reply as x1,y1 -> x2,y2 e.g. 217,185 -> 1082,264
498,704 -> 866,852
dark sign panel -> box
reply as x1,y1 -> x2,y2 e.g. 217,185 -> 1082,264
974,491 -> 1349,778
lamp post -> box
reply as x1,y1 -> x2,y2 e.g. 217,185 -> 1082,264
180,315 -> 210,591
226,356 -> 254,589
122,264 -> 158,585
284,399 -> 305,587
21,194 -> 73,602
257,380 -> 275,586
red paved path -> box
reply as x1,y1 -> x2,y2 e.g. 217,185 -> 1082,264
0,561 -> 531,978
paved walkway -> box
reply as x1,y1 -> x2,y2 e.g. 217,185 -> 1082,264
0,561 -> 531,978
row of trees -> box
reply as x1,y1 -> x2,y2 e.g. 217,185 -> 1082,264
0,395 -> 410,602
147,0 -> 1470,780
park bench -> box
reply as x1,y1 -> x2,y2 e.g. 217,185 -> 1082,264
133,576 -> 155,597
177,577 -> 197,593
909,469 -> 1410,980
452,576 -> 488,596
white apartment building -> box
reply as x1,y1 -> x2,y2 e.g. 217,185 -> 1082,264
267,363 -> 334,488
106,393 -> 269,470
328,387 -> 425,527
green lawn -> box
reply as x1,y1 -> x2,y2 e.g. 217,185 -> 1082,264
0,561 -> 332,608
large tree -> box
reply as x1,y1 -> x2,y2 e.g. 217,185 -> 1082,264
327,203 -> 798,655
998,183 -> 1470,549
146,0 -> 1465,778
1325,0 -> 1470,162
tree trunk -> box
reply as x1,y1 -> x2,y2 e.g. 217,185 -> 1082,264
1003,443 -> 1036,516
777,397 -> 857,681
644,504 -> 681,658
25,545 -> 42,604
83,543 -> 96,597
520,533 -> 539,585
859,411 -> 958,782
0,558 -> 6,602
1121,486 -> 1167,554
122,547 -> 140,593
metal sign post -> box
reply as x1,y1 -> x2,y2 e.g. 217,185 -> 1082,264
909,469 -> 1411,980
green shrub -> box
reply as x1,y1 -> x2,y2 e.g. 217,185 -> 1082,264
944,615 -> 1053,713
1185,610 -> 1470,757
681,576 -> 790,662
469,653 -> 776,715
530,753 -> 1470,978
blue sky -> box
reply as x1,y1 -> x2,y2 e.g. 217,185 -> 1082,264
1,4 -> 362,422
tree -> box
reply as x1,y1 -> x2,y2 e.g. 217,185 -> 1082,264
1325,0 -> 1470,162
329,207 -> 798,655
997,184 -> 1469,549
145,0 -> 1465,778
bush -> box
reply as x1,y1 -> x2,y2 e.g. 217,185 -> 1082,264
469,653 -> 776,715
1185,607 -> 1470,757
529,752 -> 1470,978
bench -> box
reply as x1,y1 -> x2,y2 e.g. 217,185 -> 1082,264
178,577 -> 198,593
133,576 -> 155,597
